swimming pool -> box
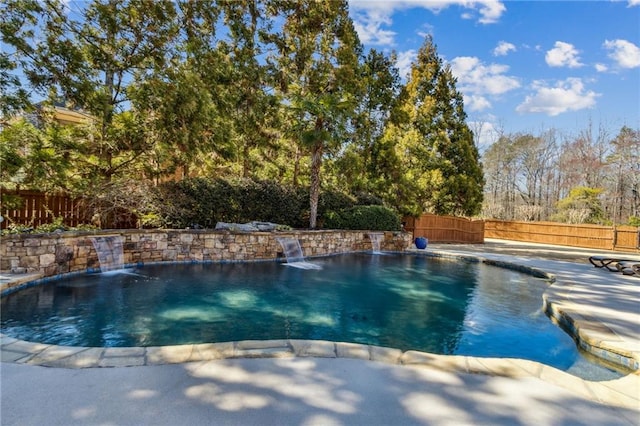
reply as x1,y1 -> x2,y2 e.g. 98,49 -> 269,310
0,253 -> 622,380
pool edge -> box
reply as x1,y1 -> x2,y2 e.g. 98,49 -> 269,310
2,250 -> 638,410
1,334 -> 638,409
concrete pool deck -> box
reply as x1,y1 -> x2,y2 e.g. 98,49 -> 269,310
1,239 -> 639,425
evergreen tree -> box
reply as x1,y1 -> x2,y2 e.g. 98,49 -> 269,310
329,49 -> 401,196
220,0 -> 279,179
2,0 -> 179,185
267,0 -> 362,228
378,36 -> 483,216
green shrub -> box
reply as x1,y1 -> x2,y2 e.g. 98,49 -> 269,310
0,217 -> 98,235
148,178 -> 215,228
1,193 -> 24,211
323,205 -> 401,231
147,178 -> 370,229
150,178 -> 311,228
353,192 -> 384,206
318,190 -> 356,214
34,217 -> 68,233
235,179 -> 309,227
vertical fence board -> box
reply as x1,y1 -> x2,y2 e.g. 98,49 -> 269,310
485,220 -> 638,252
1,190 -> 88,230
406,214 -> 484,244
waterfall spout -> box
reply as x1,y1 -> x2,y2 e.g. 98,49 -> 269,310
276,237 -> 321,270
368,232 -> 384,254
90,236 -> 125,273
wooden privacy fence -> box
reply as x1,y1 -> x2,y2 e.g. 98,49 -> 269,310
1,190 -> 139,229
485,220 -> 640,252
404,214 -> 485,243
2,189 -> 638,252
1,190 -> 85,230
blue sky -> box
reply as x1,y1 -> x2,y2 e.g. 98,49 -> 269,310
348,0 -> 640,147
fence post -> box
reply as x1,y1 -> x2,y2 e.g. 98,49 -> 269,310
612,224 -> 617,251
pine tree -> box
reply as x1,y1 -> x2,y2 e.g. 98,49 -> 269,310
379,36 -> 483,216
220,0 -> 279,179
330,49 -> 401,196
2,0 -> 179,184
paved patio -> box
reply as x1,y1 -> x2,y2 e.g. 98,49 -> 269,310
1,239 -> 639,425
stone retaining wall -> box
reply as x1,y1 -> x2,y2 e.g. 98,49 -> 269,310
1,230 -> 412,277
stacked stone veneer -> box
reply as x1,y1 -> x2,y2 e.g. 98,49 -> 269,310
1,230 -> 412,277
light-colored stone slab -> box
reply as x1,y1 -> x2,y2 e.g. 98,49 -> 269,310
401,350 -> 443,366
97,347 -> 146,367
1,349 -> 34,363
102,347 -> 146,358
234,347 -> 294,359
236,339 -> 289,350
335,342 -> 370,360
0,335 -> 20,346
2,340 -> 49,355
427,354 -> 468,373
27,345 -> 88,365
48,348 -> 103,368
290,339 -> 336,358
188,343 -> 222,361
206,342 -> 235,358
505,358 -> 545,377
466,357 -> 532,378
146,345 -> 195,365
369,345 -> 402,364
401,350 -> 468,373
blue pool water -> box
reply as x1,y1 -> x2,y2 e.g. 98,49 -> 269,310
0,253 -> 622,380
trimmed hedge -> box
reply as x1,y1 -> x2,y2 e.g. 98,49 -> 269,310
147,177 -> 378,229
323,205 -> 402,231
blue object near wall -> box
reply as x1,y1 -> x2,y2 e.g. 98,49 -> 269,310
415,237 -> 428,249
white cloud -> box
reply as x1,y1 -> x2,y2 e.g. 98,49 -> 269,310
349,1 -> 506,46
545,41 -> 583,68
629,0 -> 640,7
449,56 -> 520,112
417,23 -> 435,39
464,94 -> 492,112
594,63 -> 608,72
351,9 -> 396,45
516,78 -> 599,116
493,41 -> 516,56
396,50 -> 418,80
603,39 -> 640,68
475,0 -> 507,24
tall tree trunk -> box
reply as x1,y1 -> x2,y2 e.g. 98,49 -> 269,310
242,137 -> 250,178
309,142 -> 322,228
293,145 -> 300,186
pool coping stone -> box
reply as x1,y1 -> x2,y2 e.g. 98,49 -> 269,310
1,335 -> 638,409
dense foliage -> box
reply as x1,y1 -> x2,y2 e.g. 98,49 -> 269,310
145,177 -> 363,229
2,0 -> 484,228
324,205 -> 402,231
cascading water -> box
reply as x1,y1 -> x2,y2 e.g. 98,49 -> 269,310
368,232 -> 384,254
276,237 -> 321,270
89,236 -> 125,273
